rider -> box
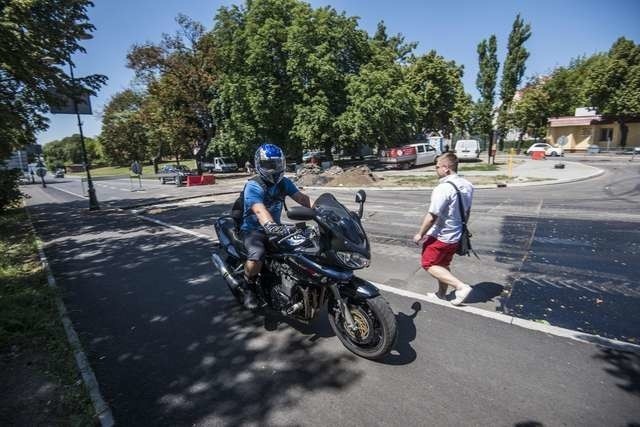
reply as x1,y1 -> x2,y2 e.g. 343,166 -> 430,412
241,143 -> 311,309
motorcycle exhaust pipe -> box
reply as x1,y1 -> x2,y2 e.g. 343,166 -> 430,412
211,252 -> 240,291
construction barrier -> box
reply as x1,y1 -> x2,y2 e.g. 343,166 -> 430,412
186,174 -> 215,186
531,151 -> 545,160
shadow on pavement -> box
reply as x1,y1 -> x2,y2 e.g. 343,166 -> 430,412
591,347 -> 640,397
381,301 -> 420,366
498,215 -> 640,343
465,282 -> 504,304
26,196 -> 363,425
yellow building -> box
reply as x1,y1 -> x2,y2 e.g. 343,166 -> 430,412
547,115 -> 640,152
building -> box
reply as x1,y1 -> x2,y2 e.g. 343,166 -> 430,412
547,109 -> 640,151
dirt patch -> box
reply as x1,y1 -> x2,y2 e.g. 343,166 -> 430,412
295,164 -> 382,187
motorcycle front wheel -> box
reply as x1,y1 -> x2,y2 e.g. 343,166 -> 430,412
328,295 -> 397,360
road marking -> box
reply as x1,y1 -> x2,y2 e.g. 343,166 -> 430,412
372,282 -> 640,353
25,207 -> 115,427
49,184 -> 87,198
135,214 -> 214,241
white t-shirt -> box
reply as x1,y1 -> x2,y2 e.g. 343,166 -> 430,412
427,174 -> 474,243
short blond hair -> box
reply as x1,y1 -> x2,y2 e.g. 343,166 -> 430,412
439,152 -> 459,172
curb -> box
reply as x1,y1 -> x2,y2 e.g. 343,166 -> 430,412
301,161 -> 605,192
24,206 -> 115,427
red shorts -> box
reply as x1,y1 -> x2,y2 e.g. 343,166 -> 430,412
421,236 -> 458,269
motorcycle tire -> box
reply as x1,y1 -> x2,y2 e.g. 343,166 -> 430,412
328,295 -> 397,360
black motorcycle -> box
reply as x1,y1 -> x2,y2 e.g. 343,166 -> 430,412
212,190 -> 397,360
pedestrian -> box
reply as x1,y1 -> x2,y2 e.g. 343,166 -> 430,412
245,160 -> 254,174
413,152 -> 474,305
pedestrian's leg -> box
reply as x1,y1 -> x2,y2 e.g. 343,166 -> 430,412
427,265 -> 465,291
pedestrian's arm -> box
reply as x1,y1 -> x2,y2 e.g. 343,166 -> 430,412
413,212 -> 437,244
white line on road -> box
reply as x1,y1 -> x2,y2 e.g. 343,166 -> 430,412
135,214 -> 214,241
48,184 -> 87,199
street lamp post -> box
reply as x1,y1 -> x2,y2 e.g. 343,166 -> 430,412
68,60 -> 99,210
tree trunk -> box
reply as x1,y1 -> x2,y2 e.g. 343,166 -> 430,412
175,153 -> 180,166
619,119 -> 628,148
487,131 -> 494,164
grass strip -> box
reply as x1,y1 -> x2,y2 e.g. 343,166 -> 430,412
0,207 -> 94,426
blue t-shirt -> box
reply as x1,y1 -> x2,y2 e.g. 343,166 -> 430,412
241,177 -> 299,232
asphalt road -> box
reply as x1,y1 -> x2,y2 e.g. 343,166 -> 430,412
22,157 -> 640,425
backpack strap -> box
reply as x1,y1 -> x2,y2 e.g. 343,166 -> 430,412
251,176 -> 288,212
446,181 -> 467,224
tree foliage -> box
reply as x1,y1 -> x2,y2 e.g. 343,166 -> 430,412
497,14 -> 531,141
0,0 -> 106,159
99,90 -> 148,165
474,35 -> 499,146
42,134 -> 101,168
127,15 -> 217,172
406,51 -> 470,136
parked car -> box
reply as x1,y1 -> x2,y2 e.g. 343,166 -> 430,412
302,150 -> 328,163
526,143 -> 564,157
158,165 -> 195,184
202,157 -> 238,173
454,139 -> 481,160
587,144 -> 601,154
53,169 -> 65,178
378,142 -> 438,169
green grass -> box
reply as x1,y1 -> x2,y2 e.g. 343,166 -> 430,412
0,208 -> 94,425
68,159 -> 197,177
386,175 -> 440,186
459,163 -> 499,172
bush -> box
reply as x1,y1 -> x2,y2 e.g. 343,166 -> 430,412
0,169 -> 23,212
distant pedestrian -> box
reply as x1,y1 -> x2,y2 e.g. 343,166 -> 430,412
413,152 -> 474,305
245,160 -> 254,174
30,170 -> 35,184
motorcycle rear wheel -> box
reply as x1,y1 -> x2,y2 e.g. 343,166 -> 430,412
328,295 -> 397,360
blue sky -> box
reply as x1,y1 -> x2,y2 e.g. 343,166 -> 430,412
37,0 -> 640,145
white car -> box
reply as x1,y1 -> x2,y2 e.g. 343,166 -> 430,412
455,139 -> 481,160
526,143 -> 564,157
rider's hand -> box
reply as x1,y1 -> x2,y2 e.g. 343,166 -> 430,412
264,221 -> 294,237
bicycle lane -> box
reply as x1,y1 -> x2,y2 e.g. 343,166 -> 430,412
23,185 -> 640,426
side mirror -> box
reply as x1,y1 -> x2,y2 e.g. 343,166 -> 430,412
287,206 -> 316,221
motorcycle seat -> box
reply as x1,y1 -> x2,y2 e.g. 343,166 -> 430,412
217,216 -> 247,259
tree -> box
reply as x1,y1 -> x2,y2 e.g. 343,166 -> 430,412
100,90 -> 148,165
583,37 -> 640,147
0,0 -> 106,159
475,35 -> 499,161
128,15 -> 217,173
42,134 -> 101,167
497,14 -> 531,150
511,78 -> 550,141
405,51 -> 470,137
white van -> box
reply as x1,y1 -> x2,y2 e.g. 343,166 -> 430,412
455,139 -> 481,160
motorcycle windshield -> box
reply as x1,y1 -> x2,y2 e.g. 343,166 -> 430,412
313,193 -> 365,246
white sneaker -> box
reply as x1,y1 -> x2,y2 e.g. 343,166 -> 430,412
451,284 -> 472,306
428,292 -> 447,301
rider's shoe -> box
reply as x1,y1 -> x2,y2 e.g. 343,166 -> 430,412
243,288 -> 258,310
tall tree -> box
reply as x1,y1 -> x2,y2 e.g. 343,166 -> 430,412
406,51 -> 470,137
0,0 -> 106,159
497,14 -> 531,150
583,37 -> 640,147
100,90 -> 148,165
475,35 -> 499,161
128,15 -> 217,173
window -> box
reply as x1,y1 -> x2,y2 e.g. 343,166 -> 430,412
599,128 -> 613,142
417,145 -> 425,153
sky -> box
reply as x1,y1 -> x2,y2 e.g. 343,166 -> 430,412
37,0 -> 640,145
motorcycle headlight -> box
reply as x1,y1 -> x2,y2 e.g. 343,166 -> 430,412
336,251 -> 370,269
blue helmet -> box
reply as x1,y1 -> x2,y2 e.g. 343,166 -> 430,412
254,143 -> 285,184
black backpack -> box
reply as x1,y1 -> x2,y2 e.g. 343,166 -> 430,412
231,176 -> 288,230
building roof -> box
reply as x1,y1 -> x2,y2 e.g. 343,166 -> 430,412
548,114 -> 640,127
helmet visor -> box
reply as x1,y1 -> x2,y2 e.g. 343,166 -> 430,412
259,159 -> 284,172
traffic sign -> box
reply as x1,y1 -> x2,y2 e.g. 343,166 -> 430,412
131,161 -> 142,175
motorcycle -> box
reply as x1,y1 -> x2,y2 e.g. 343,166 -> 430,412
212,190 -> 398,360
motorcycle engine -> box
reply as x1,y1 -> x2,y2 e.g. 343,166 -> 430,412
266,260 -> 298,310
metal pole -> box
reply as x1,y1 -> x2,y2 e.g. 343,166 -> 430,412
69,60 -> 99,210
